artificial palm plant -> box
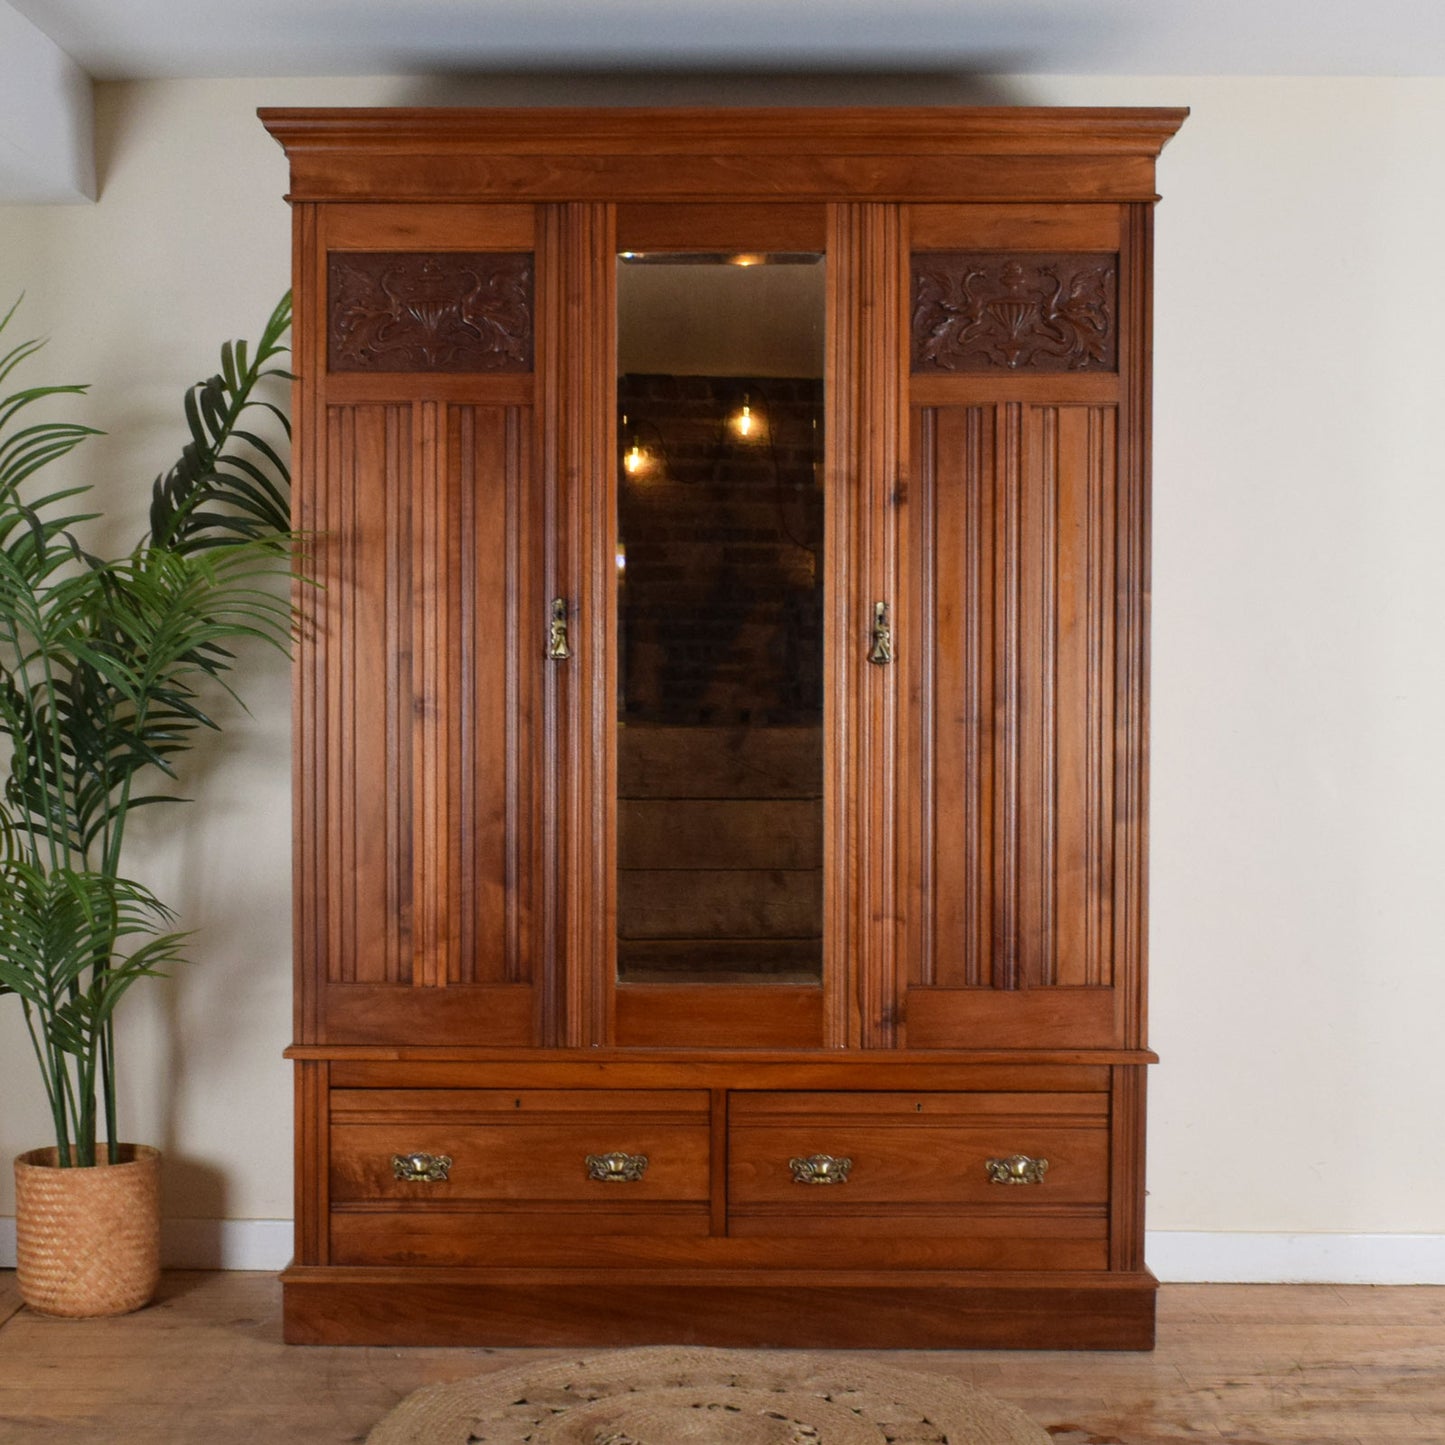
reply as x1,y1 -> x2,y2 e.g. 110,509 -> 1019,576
0,295 -> 295,1168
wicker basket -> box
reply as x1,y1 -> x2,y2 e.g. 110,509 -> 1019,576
13,1144 -> 161,1317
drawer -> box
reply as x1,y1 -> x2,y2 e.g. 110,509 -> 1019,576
728,1091 -> 1109,1211
330,1088 -> 711,1204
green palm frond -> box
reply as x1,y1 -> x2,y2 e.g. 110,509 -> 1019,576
148,293 -> 293,552
0,295 -> 295,1163
0,303 -> 102,502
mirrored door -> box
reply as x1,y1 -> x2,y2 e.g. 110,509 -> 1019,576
614,233 -> 826,1000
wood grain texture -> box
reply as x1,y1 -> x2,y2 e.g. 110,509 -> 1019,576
331,1105 -> 710,1205
1117,202 -> 1153,1053
910,203 -> 1123,252
261,107 -> 1189,207
612,984 -> 825,1049
327,1216 -> 1106,1269
293,1060 -> 327,1267
554,201 -> 615,1050
1110,1063 -> 1148,1272
616,202 -> 827,251
0,1272 -> 21,1329
323,202 -> 535,250
323,1058 -> 1120,1090
292,200 -> 325,1049
729,1097 -> 1108,1208
831,201 -> 905,1051
282,1266 -> 1157,1349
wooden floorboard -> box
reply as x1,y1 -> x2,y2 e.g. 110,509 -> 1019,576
0,1272 -> 21,1329
0,1273 -> 1439,1443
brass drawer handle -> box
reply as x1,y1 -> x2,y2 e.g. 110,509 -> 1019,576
789,1154 -> 852,1185
586,1151 -> 648,1182
391,1152 -> 452,1183
986,1154 -> 1049,1186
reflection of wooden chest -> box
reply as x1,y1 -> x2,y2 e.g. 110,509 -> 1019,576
618,729 -> 823,981
262,103 -> 1186,1350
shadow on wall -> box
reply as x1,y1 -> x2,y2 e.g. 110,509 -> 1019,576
394,70 -> 1039,108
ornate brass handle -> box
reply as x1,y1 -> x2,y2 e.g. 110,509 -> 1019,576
391,1152 -> 452,1183
789,1154 -> 853,1185
986,1154 -> 1049,1186
547,596 -> 571,660
867,601 -> 893,665
585,1151 -> 648,1182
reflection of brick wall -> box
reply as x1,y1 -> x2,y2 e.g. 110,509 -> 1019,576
618,374 -> 824,726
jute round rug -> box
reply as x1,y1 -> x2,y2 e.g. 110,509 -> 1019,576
366,1346 -> 1051,1444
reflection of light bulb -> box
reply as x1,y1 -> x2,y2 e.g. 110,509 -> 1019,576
615,541 -> 627,572
736,397 -> 753,438
625,439 -> 644,474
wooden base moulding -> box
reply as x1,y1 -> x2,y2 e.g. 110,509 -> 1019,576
280,1266 -> 1158,1350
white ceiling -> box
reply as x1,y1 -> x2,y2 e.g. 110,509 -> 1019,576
3,0 -> 1443,203
10,0 -> 1445,79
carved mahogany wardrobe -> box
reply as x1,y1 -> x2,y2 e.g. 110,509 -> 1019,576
261,106 -> 1186,1348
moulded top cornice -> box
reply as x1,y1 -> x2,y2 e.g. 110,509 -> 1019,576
260,105 -> 1188,157
258,105 -> 1188,205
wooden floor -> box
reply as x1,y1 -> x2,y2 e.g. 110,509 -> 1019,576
0,1272 -> 1439,1443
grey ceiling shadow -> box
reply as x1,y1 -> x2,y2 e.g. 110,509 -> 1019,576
393,68 -> 1041,109
88,82 -> 147,200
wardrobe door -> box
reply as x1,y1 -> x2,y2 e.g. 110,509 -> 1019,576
599,204 -> 837,1050
294,204 -> 553,1046
894,204 -> 1150,1050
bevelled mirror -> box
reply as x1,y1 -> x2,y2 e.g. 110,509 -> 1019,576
615,249 -> 825,986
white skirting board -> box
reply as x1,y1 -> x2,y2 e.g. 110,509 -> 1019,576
1145,1232 -> 1445,1285
2,1222 -> 1444,1282
0,1217 -> 292,1272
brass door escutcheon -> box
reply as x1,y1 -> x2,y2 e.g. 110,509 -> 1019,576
986,1154 -> 1049,1186
868,601 -> 893,665
547,596 -> 571,660
585,1151 -> 648,1182
391,1152 -> 452,1183
789,1153 -> 852,1185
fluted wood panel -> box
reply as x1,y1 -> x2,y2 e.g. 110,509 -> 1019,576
915,404 -> 995,990
324,402 -> 409,986
907,400 -> 1118,1024
314,401 -> 538,1002
1030,404 -> 1116,989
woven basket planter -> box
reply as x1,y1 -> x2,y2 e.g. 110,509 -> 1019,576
13,1144 -> 161,1318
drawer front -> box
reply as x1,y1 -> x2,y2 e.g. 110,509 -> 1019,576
330,1088 -> 711,1204
728,1091 -> 1109,1209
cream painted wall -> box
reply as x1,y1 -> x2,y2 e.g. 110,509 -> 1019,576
1,74 -> 1442,1269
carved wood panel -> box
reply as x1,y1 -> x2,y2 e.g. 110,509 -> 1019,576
328,252 -> 534,372
911,254 -> 1117,373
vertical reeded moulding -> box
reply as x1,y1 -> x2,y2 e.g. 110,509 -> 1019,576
553,201 -> 616,1048
830,202 -> 906,1050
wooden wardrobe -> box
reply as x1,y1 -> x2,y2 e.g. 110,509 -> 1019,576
261,105 -> 1186,1349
